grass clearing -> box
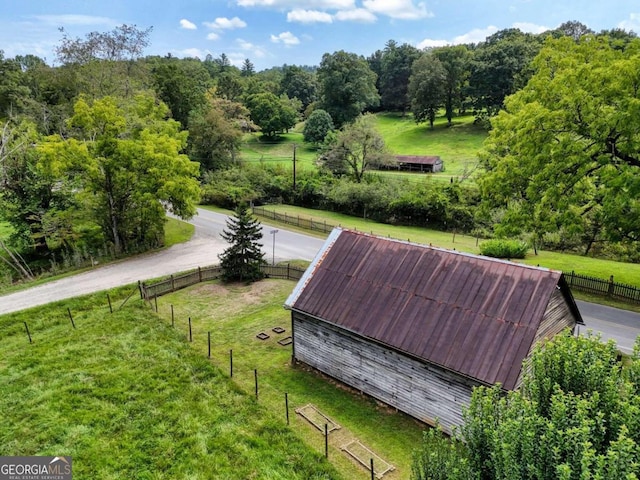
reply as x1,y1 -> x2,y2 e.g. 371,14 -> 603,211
0,285 -> 343,479
0,280 -> 425,479
374,112 -> 487,178
236,113 -> 487,183
157,279 -> 425,480
165,217 -> 195,247
252,204 -> 640,288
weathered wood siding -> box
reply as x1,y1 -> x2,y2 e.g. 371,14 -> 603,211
292,311 -> 480,433
516,289 -> 578,388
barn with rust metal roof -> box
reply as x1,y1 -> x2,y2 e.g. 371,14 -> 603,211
285,228 -> 583,433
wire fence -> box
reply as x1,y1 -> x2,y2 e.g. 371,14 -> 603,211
152,295 -> 394,479
251,206 -> 640,304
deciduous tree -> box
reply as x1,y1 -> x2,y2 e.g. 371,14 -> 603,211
317,51 -> 379,127
303,109 -> 334,145
318,113 -> 390,182
432,45 -> 471,125
409,52 -> 447,128
245,92 -> 297,137
40,94 -> 200,254
189,95 -> 254,171
467,28 -> 541,116
480,35 -> 640,252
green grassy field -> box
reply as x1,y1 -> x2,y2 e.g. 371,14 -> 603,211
156,279 -> 424,480
374,113 -> 487,177
0,280 -> 425,479
237,113 -> 487,182
250,204 -> 640,288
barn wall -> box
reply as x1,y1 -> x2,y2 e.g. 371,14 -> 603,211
537,289 -> 577,341
292,311 -> 479,433
516,288 -> 577,388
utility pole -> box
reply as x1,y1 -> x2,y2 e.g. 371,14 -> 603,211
292,143 -> 297,190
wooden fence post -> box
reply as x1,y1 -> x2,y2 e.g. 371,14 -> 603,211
198,266 -> 202,282
608,275 -> 615,297
138,280 -> 143,299
107,294 -> 113,314
171,305 -> 174,327
170,275 -> 175,292
188,317 -> 192,342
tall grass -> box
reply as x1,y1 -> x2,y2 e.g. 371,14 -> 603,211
0,286 -> 342,480
158,279 -> 425,479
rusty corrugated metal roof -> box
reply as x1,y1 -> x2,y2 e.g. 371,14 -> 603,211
290,229 -> 570,390
395,155 -> 441,165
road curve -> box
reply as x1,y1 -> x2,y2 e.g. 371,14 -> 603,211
0,208 -> 323,316
0,208 -> 639,354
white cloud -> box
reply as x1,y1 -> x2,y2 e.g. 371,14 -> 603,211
416,38 -> 450,49
512,22 -> 549,34
287,9 -> 333,23
235,39 -> 268,57
334,8 -> 377,23
452,26 -> 499,44
203,17 -> 247,30
206,32 -> 220,40
270,31 -> 300,45
173,48 -> 209,59
416,25 -> 500,50
32,14 -> 116,26
362,0 -> 432,20
237,0 -> 355,8
179,19 -> 197,30
618,13 -> 640,32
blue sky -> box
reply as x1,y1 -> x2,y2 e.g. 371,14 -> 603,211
1,0 -> 638,70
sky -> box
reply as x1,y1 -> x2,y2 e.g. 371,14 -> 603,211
1,0 -> 639,70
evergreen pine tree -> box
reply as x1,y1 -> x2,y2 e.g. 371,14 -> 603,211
218,205 -> 266,282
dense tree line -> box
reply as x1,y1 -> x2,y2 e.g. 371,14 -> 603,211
1,20 -> 638,283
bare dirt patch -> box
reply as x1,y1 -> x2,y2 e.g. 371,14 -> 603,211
191,283 -> 230,296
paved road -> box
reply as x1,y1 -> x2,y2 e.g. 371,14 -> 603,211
0,208 -> 323,316
0,208 -> 638,353
576,300 -> 639,353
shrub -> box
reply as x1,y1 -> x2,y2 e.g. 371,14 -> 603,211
479,239 -> 529,259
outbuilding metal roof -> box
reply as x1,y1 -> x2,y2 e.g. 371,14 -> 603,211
395,155 -> 442,165
286,229 -> 581,390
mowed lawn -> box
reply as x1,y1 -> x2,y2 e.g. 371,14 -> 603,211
374,112 -> 487,178
0,280 -> 426,479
